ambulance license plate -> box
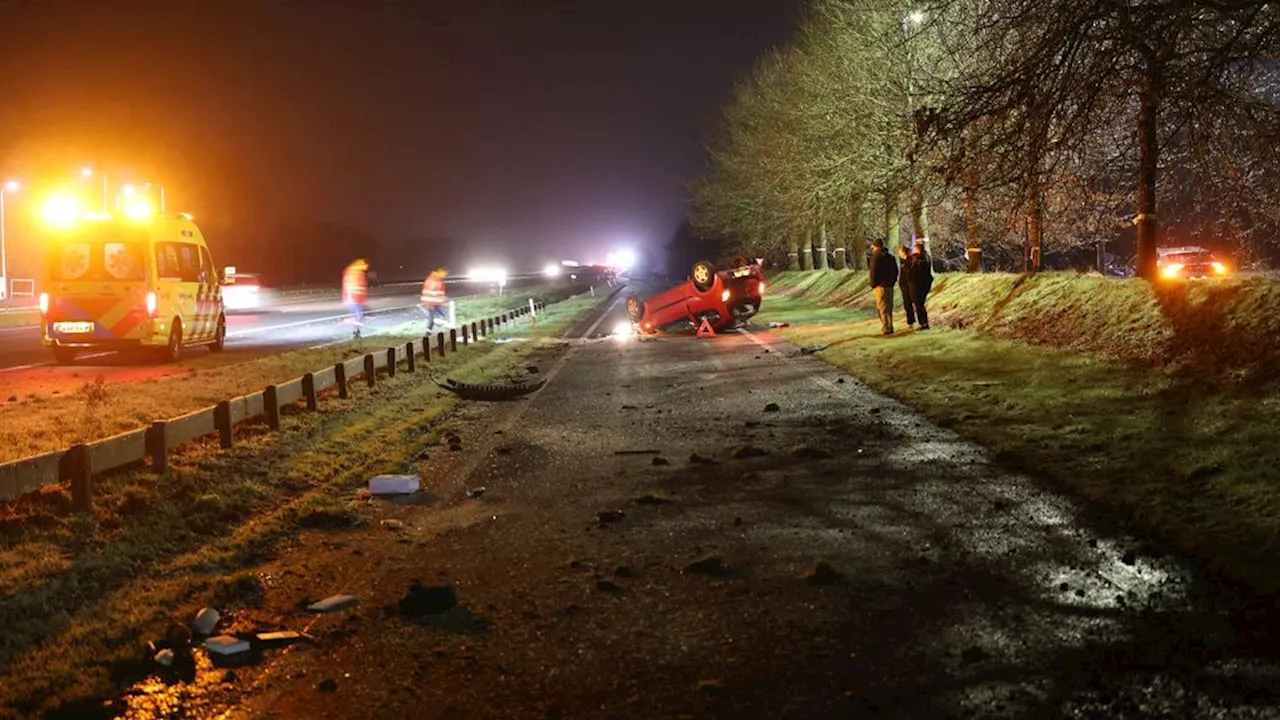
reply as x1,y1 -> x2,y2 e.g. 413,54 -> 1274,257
54,321 -> 94,334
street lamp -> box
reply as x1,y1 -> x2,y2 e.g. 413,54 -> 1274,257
1,180 -> 18,301
81,166 -> 109,211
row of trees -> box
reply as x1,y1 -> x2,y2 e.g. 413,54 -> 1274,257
691,0 -> 1280,277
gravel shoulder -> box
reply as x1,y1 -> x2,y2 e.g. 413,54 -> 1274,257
120,302 -> 1280,720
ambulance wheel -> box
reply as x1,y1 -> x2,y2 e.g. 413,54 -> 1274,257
159,322 -> 183,363
691,260 -> 715,292
210,315 -> 226,353
52,346 -> 77,365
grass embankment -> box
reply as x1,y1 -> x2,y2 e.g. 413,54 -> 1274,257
757,270 -> 1280,595
0,294 -> 601,719
0,286 -> 577,465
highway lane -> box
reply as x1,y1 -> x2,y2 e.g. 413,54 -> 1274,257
0,287 -> 427,373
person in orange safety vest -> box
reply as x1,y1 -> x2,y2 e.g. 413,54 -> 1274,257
420,267 -> 449,331
342,259 -> 369,326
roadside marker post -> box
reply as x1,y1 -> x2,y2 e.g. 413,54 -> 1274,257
697,319 -> 716,338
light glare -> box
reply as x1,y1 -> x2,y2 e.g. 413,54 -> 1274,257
41,194 -> 82,229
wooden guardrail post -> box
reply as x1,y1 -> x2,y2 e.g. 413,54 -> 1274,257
406,341 -> 417,372
462,325 -> 469,346
449,329 -> 457,352
303,373 -> 318,411
437,332 -> 446,356
215,400 -> 233,448
335,362 -> 349,399
264,385 -> 281,430
386,347 -> 397,377
364,354 -> 377,387
147,421 -> 168,474
68,444 -> 92,513
423,336 -> 432,363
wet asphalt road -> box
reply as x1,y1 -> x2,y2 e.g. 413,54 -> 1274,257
131,289 -> 1280,719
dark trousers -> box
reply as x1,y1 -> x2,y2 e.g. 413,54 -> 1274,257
911,290 -> 929,329
901,282 -> 916,325
424,304 -> 447,329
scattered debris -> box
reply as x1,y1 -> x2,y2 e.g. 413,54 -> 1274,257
697,679 -> 728,696
801,561 -> 841,585
398,581 -> 459,617
154,648 -> 175,667
634,493 -> 674,505
436,377 -> 546,401
596,509 -> 625,524
791,444 -> 832,460
466,486 -> 488,499
166,623 -> 193,654
837,378 -> 846,384
192,607 -> 220,636
204,635 -> 251,656
381,519 -> 406,531
684,556 -> 727,576
368,475 -> 421,495
651,456 -> 670,466
688,452 -> 719,465
731,445 -> 769,460
615,449 -> 661,455
596,579 -> 625,594
317,678 -> 338,693
621,404 -> 639,410
800,344 -> 828,355
614,566 -> 639,578
307,594 -> 358,613
763,402 -> 781,413
255,631 -> 304,647
769,321 -> 790,328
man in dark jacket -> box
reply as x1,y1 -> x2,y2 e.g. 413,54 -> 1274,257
898,243 -> 916,328
869,237 -> 898,335
909,241 -> 934,329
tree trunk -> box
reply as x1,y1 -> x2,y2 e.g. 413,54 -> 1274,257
832,215 -> 848,270
910,188 -> 925,246
787,235 -> 800,271
1136,64 -> 1163,280
799,229 -> 813,271
815,223 -> 830,270
884,193 -> 899,250
964,168 -> 981,273
1027,174 -> 1043,274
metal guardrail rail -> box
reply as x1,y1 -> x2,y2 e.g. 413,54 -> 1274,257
0,297 -> 559,509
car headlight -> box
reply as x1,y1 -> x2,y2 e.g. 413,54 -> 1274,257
1160,263 -> 1184,279
1212,262 -> 1226,274
721,289 -> 731,302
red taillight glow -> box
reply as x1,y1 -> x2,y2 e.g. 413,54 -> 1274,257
759,281 -> 766,295
145,291 -> 158,317
39,292 -> 49,315
721,289 -> 731,302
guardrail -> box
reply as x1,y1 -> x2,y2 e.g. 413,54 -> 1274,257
0,299 -> 551,509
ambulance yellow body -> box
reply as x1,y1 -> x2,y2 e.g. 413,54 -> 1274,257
39,213 -> 226,364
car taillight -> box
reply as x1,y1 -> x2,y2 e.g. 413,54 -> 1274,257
721,289 -> 731,302
1212,262 -> 1226,274
145,291 -> 158,317
39,292 -> 50,315
758,281 -> 766,295
1160,263 -> 1184,279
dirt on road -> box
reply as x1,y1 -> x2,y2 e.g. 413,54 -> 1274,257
117,294 -> 1280,720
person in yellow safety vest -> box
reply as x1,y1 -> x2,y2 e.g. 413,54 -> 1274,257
343,259 -> 369,327
420,267 -> 449,331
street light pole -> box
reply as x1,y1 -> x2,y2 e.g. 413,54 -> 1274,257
0,181 -> 16,301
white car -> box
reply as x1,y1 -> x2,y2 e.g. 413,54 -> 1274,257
221,272 -> 264,312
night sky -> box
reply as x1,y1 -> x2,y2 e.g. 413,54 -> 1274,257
0,1 -> 800,277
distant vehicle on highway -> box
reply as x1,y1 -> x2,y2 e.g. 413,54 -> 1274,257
40,212 -> 227,363
221,271 -> 265,312
626,257 -> 766,334
1157,246 -> 1230,279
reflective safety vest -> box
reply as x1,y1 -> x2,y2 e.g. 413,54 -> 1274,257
420,276 -> 446,306
343,267 -> 367,305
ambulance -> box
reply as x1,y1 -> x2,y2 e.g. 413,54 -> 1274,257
39,210 -> 227,364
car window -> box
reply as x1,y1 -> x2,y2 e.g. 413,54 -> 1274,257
156,243 -> 183,279
199,246 -> 215,284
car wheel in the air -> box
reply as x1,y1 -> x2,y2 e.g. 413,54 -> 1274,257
691,260 -> 715,292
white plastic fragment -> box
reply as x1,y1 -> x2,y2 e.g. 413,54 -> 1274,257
154,648 -> 175,667
307,594 -> 358,613
204,635 -> 251,656
193,607 -> 220,636
367,474 -> 421,495
256,630 -> 303,645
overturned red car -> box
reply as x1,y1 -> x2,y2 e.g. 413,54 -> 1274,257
626,258 -> 767,334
